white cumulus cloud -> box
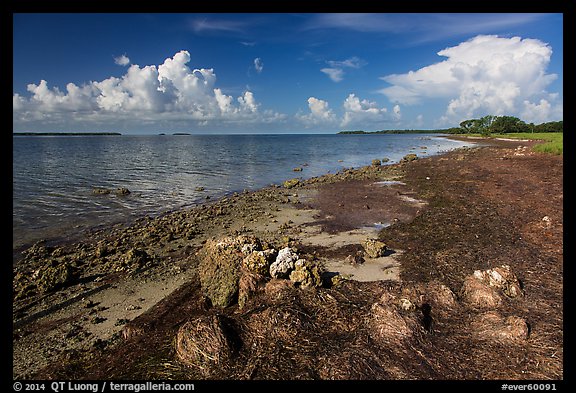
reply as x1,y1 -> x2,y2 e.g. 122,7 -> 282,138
521,97 -> 562,124
13,50 -> 283,131
379,35 -> 561,123
341,93 -> 389,128
298,93 -> 396,130
297,97 -> 338,126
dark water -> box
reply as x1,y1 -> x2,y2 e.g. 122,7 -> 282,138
13,133 -> 473,251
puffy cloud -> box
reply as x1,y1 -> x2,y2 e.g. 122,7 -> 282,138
341,93 -> 389,128
238,91 -> 258,113
521,97 -> 563,124
114,54 -> 130,66
13,50 -> 283,130
254,58 -> 263,73
298,93 -> 397,129
13,94 -> 26,111
321,56 -> 366,82
25,80 -> 98,113
308,97 -> 335,120
379,35 -> 561,123
297,97 -> 337,126
214,88 -> 234,114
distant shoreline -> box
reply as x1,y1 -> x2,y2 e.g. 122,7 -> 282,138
338,130 -> 450,135
13,132 -> 122,136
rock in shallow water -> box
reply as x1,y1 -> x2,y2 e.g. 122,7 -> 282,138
401,153 -> 418,163
115,187 -> 131,196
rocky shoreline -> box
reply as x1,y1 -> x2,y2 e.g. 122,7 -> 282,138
12,137 -> 563,380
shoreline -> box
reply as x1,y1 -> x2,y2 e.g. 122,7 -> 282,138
12,137 -> 563,380
12,133 -> 471,263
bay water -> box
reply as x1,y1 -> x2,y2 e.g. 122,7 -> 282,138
13,133 -> 473,254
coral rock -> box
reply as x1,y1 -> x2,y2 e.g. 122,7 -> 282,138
289,259 -> 322,289
362,238 -> 387,258
270,247 -> 299,278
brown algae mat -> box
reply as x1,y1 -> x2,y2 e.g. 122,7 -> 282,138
12,137 -> 563,380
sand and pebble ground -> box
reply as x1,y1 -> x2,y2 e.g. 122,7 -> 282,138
12,137 -> 563,380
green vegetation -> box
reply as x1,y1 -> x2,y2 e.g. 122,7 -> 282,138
458,116 -> 562,136
468,132 -> 563,155
495,133 -> 562,155
338,115 -> 562,155
339,117 -> 562,137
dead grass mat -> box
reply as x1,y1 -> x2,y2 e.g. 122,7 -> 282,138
30,141 -> 563,380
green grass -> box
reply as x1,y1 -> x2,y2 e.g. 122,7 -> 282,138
469,132 -> 563,155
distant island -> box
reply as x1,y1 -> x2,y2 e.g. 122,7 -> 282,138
14,132 -> 121,136
173,132 -> 191,135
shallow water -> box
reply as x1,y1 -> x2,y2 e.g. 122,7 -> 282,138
13,133 -> 472,251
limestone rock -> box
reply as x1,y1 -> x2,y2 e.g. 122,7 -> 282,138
345,252 -> 365,265
243,249 -> 276,276
115,187 -> 131,196
110,248 -> 152,273
269,247 -> 299,278
92,187 -> 111,195
362,238 -> 387,258
282,178 -> 301,189
289,259 -> 322,289
34,260 -> 76,293
401,153 -> 418,163
198,238 -> 242,308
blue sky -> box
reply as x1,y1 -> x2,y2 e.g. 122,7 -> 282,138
13,13 -> 563,134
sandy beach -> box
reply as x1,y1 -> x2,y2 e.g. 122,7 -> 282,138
12,137 -> 563,380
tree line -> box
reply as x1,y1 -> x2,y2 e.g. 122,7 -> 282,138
339,116 -> 562,135
450,116 -> 562,135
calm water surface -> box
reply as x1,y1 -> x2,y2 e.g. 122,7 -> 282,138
13,134 -> 473,252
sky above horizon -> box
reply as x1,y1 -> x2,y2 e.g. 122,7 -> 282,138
13,13 -> 563,134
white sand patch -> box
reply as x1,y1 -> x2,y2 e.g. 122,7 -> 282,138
298,224 -> 402,282
323,251 -> 402,282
